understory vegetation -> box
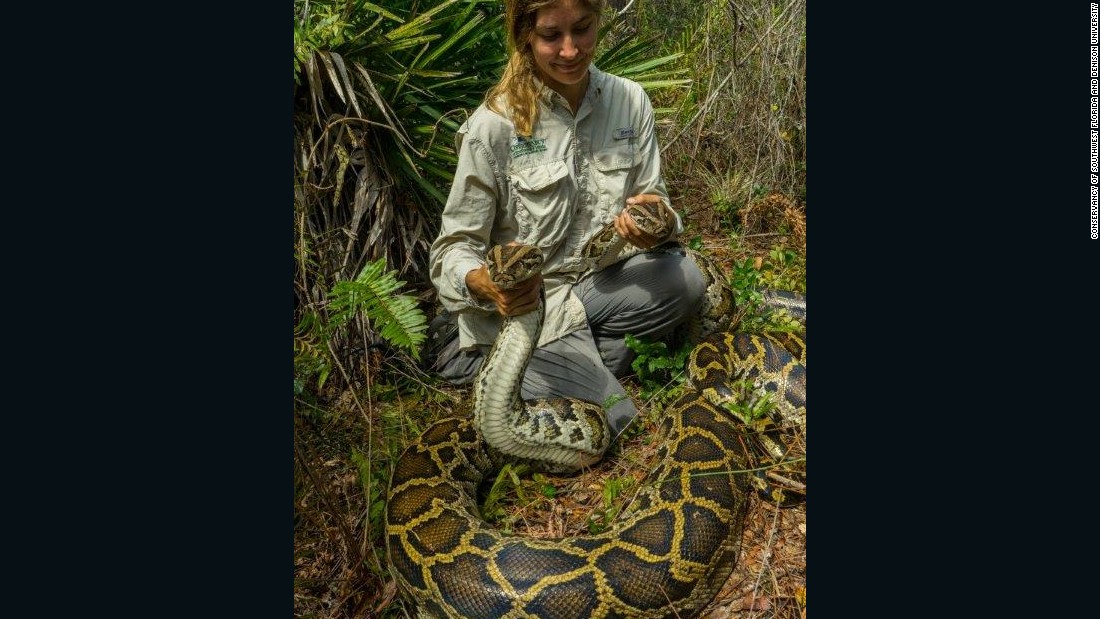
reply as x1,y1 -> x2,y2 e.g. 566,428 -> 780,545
293,1 -> 806,617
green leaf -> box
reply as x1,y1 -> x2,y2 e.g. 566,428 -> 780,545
418,10 -> 486,68
385,0 -> 460,41
359,2 -> 405,23
376,33 -> 441,52
327,258 -> 429,359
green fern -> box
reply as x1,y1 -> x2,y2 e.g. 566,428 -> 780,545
327,258 -> 428,359
294,310 -> 332,391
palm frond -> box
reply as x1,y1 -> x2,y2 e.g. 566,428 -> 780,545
597,13 -> 692,96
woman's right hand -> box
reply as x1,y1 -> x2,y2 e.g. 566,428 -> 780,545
466,265 -> 543,317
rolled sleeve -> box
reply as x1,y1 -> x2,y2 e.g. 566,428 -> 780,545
628,88 -> 683,241
429,136 -> 502,312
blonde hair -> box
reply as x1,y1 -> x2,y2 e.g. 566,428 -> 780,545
486,0 -> 605,137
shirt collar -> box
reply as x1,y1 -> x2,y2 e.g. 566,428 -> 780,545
534,64 -> 606,106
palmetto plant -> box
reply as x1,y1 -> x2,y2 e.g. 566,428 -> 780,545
293,0 -> 689,396
294,0 -> 507,393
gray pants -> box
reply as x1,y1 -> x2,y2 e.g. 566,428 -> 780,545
435,250 -> 706,437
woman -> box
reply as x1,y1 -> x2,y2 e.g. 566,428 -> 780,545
428,0 -> 706,438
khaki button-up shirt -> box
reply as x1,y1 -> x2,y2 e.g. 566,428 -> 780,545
429,65 -> 683,350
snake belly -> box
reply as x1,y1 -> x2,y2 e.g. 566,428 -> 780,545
472,244 -> 610,473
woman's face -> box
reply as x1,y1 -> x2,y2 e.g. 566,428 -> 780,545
529,0 -> 597,95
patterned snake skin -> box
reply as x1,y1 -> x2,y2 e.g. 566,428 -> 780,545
472,244 -> 610,473
386,203 -> 807,618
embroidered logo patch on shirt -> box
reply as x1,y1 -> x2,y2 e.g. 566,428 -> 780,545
510,136 -> 548,158
613,127 -> 635,140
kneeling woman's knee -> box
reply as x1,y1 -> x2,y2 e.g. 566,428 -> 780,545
641,254 -> 705,323
669,256 -> 706,318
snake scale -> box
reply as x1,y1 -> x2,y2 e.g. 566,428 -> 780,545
387,202 -> 806,618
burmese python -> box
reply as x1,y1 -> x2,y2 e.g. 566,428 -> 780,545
470,243 -> 611,473
386,202 -> 806,618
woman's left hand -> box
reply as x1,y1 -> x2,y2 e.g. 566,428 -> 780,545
614,194 -> 673,249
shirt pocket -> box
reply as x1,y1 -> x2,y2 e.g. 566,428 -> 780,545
592,144 -> 636,214
511,157 -> 569,191
508,158 -> 573,250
